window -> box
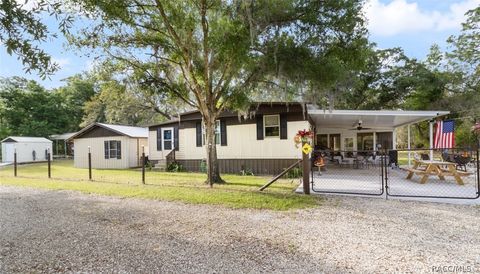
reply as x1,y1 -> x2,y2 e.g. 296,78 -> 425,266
344,137 -> 354,151
264,115 -> 280,137
316,134 -> 328,149
215,120 -> 221,145
357,133 -> 374,151
162,128 -> 173,150
329,134 -> 341,151
202,120 -> 221,145
376,132 -> 393,150
104,140 -> 121,159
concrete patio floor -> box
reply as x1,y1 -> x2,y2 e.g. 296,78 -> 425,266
296,165 -> 480,205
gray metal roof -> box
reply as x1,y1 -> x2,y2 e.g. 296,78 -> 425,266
50,132 -> 78,140
68,123 -> 148,140
1,136 -> 52,143
97,123 -> 148,138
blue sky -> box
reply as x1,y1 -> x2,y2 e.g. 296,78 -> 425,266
0,0 -> 479,89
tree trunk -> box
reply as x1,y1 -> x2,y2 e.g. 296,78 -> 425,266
203,116 -> 224,186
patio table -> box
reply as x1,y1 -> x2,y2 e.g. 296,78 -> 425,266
405,160 -> 466,185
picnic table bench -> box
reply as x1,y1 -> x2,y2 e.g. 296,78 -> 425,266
405,160 -> 472,185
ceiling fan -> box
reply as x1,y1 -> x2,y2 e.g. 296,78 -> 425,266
349,120 -> 372,131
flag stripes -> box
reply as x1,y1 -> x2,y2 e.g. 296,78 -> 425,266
434,120 -> 455,149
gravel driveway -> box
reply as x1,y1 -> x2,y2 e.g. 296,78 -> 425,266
0,185 -> 479,273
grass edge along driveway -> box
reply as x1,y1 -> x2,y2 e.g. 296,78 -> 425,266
0,162 -> 319,211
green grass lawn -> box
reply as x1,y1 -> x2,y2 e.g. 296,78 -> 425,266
0,160 -> 319,211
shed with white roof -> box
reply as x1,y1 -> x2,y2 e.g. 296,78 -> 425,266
1,136 -> 53,163
68,123 -> 149,169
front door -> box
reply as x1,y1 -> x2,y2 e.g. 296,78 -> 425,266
4,143 -> 14,162
329,134 -> 341,151
161,128 -> 174,151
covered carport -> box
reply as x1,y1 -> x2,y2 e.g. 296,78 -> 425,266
307,105 -> 450,163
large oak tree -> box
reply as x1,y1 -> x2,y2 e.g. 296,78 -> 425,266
67,0 -> 367,185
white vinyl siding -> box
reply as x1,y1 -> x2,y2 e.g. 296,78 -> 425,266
74,136 -> 147,169
160,120 -> 309,161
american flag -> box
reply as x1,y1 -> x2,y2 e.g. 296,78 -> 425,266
434,120 -> 455,149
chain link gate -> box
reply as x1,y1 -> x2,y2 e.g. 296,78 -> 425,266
310,148 -> 480,200
310,149 -> 385,196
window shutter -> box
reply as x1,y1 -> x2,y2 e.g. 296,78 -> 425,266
196,121 -> 202,147
280,113 -> 288,139
104,141 -> 109,159
116,141 -> 122,159
174,126 -> 179,151
156,128 -> 162,151
256,115 -> 264,140
220,119 -> 227,146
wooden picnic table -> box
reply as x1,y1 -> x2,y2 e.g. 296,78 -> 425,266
405,160 -> 470,185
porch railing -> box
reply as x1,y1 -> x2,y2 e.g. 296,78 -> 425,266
165,148 -> 176,167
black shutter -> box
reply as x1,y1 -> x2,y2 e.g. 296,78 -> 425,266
116,141 -> 122,159
156,128 -> 162,151
256,115 -> 264,140
280,113 -> 288,139
196,121 -> 202,147
174,126 -> 179,151
220,120 -> 227,146
104,141 -> 109,159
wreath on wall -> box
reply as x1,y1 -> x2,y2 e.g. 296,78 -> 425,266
294,129 -> 314,148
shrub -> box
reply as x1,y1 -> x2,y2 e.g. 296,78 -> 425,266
199,160 -> 207,173
283,167 -> 302,179
240,168 -> 254,176
167,161 -> 185,172
145,161 -> 153,171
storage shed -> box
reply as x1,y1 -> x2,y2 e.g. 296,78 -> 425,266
1,136 -> 53,163
68,123 -> 148,169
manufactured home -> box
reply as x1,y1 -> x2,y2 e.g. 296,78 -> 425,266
1,136 -> 53,163
68,123 -> 148,169
148,102 -> 449,175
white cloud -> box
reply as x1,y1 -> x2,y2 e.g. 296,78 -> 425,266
365,0 -> 480,36
15,0 -> 40,11
52,57 -> 70,68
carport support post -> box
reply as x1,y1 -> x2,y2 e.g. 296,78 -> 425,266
302,142 -> 310,195
407,124 -> 411,167
429,121 -> 434,160
47,148 -> 51,178
88,146 -> 92,181
14,148 -> 17,177
141,145 -> 145,185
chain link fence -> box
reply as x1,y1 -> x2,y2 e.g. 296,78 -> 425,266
310,148 -> 479,199
386,148 -> 479,199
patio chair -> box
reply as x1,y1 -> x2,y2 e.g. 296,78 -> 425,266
366,155 -> 377,167
388,150 -> 399,169
441,151 -> 453,162
453,155 -> 471,172
420,153 -> 430,160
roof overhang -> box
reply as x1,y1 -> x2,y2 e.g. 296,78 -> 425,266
308,107 -> 450,129
50,132 -> 77,140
